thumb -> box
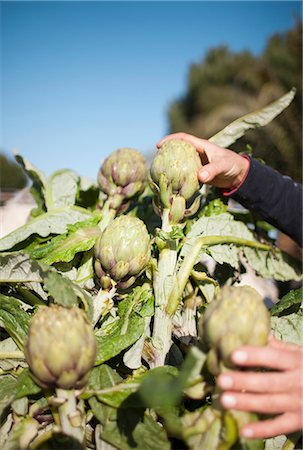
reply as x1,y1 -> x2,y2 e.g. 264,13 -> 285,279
198,163 -> 218,184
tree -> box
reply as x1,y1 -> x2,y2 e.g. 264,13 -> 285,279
168,21 -> 302,181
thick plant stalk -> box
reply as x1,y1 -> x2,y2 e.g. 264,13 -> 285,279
97,199 -> 117,232
56,388 -> 84,443
150,209 -> 178,367
166,235 -> 270,316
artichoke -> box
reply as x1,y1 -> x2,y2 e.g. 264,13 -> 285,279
25,305 -> 97,389
200,285 -> 271,375
150,139 -> 202,223
98,148 -> 148,209
94,215 -> 151,289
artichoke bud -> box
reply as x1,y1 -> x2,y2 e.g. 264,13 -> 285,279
200,285 -> 270,374
94,216 -> 151,289
25,305 -> 97,390
98,148 -> 148,202
150,140 -> 202,221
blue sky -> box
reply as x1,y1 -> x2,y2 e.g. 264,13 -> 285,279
1,1 -> 302,180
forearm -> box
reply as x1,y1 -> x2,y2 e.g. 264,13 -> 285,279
229,157 -> 303,246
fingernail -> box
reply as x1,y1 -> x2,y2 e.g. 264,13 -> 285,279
241,428 -> 254,438
199,170 -> 209,182
218,375 -> 233,389
232,350 -> 247,364
221,394 -> 236,407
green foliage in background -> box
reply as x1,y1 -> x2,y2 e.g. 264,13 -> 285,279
168,21 -> 302,181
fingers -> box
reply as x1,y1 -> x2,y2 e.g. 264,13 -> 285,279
231,345 -> 302,371
157,133 -> 208,156
198,163 -> 219,183
239,412 -> 302,439
220,391 -> 300,414
268,334 -> 301,352
217,369 -> 299,394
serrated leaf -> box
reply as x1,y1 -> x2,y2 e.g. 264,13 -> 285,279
0,294 -> 31,349
271,312 -> 303,345
270,288 -> 302,316
45,169 -> 79,210
244,247 -> 301,281
0,370 -> 40,420
0,207 -> 93,252
95,314 -> 145,365
0,376 -> 18,419
182,213 -> 301,281
210,88 -> 296,148
43,271 -> 94,315
0,253 -> 44,283
40,227 -> 100,265
0,338 -> 27,371
14,153 -> 47,217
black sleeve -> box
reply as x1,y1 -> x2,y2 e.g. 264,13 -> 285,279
231,157 -> 302,247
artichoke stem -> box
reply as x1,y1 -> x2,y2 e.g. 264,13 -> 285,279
98,200 -> 117,232
167,235 -> 271,316
151,244 -> 177,367
161,208 -> 172,232
56,388 -> 84,444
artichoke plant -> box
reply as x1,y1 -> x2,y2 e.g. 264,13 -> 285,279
200,285 -> 271,375
150,139 -> 202,224
94,215 -> 151,289
25,304 -> 97,389
98,147 -> 148,210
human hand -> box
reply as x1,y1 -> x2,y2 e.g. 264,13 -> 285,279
217,336 -> 303,439
157,132 -> 249,189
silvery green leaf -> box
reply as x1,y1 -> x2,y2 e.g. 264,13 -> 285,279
14,153 -> 47,192
11,397 -> 28,416
181,213 -> 254,269
0,338 -> 27,371
271,312 -> 303,345
210,88 -> 296,148
45,169 -> 79,210
123,317 -> 151,369
182,213 -> 301,281
0,413 -> 13,449
95,424 -> 118,450
0,253 -> 44,283
264,435 -> 287,450
2,416 -> 39,450
0,207 -> 92,251
244,247 -> 301,281
0,376 -> 18,418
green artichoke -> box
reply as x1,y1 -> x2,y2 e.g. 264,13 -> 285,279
200,285 -> 271,375
94,215 -> 151,289
25,305 -> 97,389
98,148 -> 148,209
150,139 -> 202,223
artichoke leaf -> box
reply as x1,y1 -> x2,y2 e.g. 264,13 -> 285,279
0,294 -> 31,349
209,88 -> 296,148
270,288 -> 302,316
0,207 -> 93,252
44,169 -> 79,210
271,312 -> 303,345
